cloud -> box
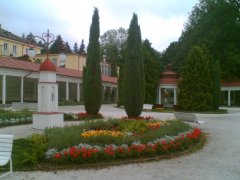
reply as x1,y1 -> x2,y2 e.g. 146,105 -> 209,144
0,0 -> 198,51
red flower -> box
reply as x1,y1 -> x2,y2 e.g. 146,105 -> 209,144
54,153 -> 61,159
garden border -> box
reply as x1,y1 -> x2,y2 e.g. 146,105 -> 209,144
15,133 -> 207,171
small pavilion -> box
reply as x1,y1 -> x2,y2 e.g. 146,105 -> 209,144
157,64 -> 179,107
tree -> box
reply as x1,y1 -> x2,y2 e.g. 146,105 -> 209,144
123,13 -> 145,117
165,0 -> 240,79
83,8 -> 102,114
100,27 -> 128,64
211,59 -> 221,110
65,42 -> 72,53
142,39 -> 162,104
79,39 -> 86,55
49,35 -> 65,53
73,42 -> 79,53
178,46 -> 213,111
26,32 -> 37,45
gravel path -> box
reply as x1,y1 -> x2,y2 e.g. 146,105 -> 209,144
1,105 -> 240,180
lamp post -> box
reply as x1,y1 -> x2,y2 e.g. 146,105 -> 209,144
26,29 -> 66,64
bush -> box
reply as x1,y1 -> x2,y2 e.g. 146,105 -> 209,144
22,134 -> 47,165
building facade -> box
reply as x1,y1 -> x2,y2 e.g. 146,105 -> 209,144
0,57 -> 118,106
157,65 -> 240,107
0,24 -> 41,58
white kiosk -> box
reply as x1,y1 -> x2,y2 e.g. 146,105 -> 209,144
32,59 -> 64,129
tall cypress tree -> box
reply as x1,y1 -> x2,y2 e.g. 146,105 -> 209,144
178,46 -> 213,111
83,8 -> 102,114
123,13 -> 145,117
211,59 -> 221,110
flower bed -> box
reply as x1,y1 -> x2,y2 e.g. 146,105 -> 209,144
64,112 -> 104,121
43,119 -> 203,165
0,109 -> 32,127
46,128 -> 202,163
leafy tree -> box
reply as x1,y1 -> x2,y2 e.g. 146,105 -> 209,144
161,41 -> 180,72
165,0 -> 240,79
73,42 -> 79,53
49,35 -> 65,53
79,39 -> 86,55
178,46 -> 213,111
123,13 -> 145,117
83,8 -> 102,114
142,39 -> 162,104
100,27 -> 128,64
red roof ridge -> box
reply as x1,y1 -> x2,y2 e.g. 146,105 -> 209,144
39,59 -> 56,72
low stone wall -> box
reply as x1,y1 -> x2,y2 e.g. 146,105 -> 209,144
12,102 -> 37,111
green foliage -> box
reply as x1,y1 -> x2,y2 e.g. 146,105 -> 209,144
178,46 -> 213,111
123,13 -> 145,117
210,58 -> 221,110
73,42 -> 79,53
142,39 -> 162,104
22,134 -> 47,165
45,119 -> 191,150
78,39 -> 86,55
64,42 -> 72,53
163,0 -> 240,79
49,35 -> 66,54
83,8 -> 102,114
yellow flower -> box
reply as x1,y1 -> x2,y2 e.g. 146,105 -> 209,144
81,130 -> 124,138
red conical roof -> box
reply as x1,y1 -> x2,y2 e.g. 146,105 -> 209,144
159,64 -> 179,85
39,59 -> 56,72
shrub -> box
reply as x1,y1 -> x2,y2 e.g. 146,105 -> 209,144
22,134 -> 47,165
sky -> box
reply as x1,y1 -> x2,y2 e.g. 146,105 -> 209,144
1,0 -> 198,52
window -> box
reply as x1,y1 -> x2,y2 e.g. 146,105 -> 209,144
52,58 -> 57,66
3,43 -> 8,56
13,45 -> 17,57
3,43 -> 8,51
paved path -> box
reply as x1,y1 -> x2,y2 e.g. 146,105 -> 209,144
1,105 -> 240,180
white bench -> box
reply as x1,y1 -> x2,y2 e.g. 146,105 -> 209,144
174,112 -> 205,124
0,134 -> 14,179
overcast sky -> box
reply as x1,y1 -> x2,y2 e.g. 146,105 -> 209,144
1,0 -> 198,52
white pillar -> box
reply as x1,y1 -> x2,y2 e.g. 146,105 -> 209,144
2,75 -> 6,105
66,82 -> 69,101
228,90 -> 231,107
77,83 -> 80,102
158,88 -> 161,104
21,76 -> 24,103
174,88 -> 177,105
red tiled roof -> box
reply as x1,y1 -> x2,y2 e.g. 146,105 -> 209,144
221,80 -> 240,87
39,59 -> 56,72
159,78 -> 179,85
0,57 -> 117,84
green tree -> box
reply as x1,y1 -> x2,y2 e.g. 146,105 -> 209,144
211,59 -> 221,110
73,42 -> 79,53
26,32 -> 37,45
165,0 -> 240,79
100,28 -> 128,77
49,35 -> 65,53
83,8 -> 102,114
142,39 -> 162,104
79,39 -> 86,55
178,46 -> 213,111
64,42 -> 72,53
123,13 -> 145,117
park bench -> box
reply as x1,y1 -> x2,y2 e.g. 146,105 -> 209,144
174,112 -> 206,125
0,134 -> 14,179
